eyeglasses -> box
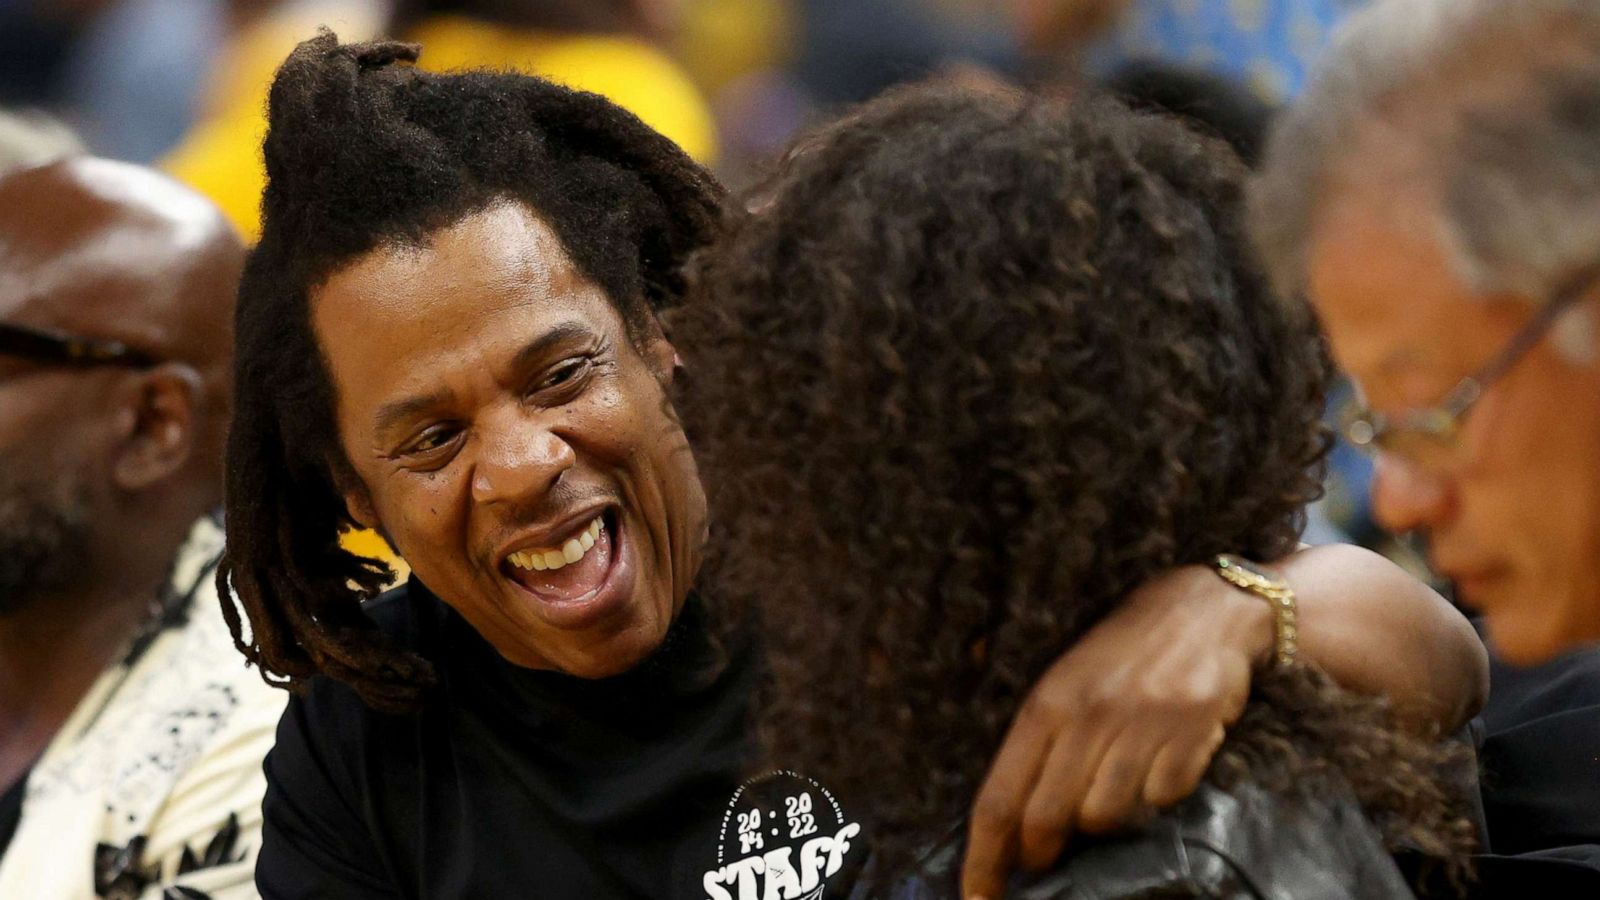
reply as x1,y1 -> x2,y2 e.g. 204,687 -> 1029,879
1340,264 -> 1597,471
0,321 -> 159,370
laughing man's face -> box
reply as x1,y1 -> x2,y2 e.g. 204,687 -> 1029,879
313,200 -> 706,677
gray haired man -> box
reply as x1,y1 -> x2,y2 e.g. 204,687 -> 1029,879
1255,0 -> 1600,666
1254,0 -> 1600,892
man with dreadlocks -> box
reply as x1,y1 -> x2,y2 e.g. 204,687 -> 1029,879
226,32 -> 1488,899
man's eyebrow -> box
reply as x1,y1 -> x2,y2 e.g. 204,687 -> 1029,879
374,389 -> 455,438
510,321 -> 596,372
371,322 -> 598,437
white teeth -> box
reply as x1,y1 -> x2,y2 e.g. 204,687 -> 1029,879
507,515 -> 606,573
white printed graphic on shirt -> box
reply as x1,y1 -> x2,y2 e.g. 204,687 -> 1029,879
703,771 -> 861,900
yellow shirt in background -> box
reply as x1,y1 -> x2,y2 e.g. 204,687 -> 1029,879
163,12 -> 717,241
411,15 -> 717,164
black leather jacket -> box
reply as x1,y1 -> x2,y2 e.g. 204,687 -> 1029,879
866,781 -> 1414,899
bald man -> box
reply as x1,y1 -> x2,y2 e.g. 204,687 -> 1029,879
0,158 -> 282,899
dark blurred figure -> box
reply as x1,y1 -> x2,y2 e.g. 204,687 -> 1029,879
1474,645 -> 1600,890
0,0 -> 94,107
792,0 -> 1020,107
1100,61 -> 1274,166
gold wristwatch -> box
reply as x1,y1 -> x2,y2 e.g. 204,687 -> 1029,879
1212,554 -> 1298,667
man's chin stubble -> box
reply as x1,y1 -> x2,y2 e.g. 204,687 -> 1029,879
0,486 -> 93,615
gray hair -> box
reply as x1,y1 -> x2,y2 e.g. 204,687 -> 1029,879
1252,0 -> 1600,358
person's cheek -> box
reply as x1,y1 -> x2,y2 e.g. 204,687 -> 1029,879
1555,462 -> 1600,648
390,474 -> 469,583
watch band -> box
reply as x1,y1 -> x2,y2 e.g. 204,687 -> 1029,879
1213,554 -> 1298,667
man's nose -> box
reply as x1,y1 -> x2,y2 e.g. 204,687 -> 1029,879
1370,453 -> 1455,536
470,420 -> 576,506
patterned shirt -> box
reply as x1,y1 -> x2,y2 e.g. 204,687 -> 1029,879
0,517 -> 286,899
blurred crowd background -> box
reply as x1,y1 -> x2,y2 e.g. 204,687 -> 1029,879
0,1 -> 1365,183
0,0 -> 1391,563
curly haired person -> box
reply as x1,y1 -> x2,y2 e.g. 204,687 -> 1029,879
672,83 -> 1476,897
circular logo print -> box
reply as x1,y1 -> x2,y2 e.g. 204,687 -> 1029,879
702,770 -> 862,900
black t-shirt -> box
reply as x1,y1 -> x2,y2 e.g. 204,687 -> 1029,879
1470,640 -> 1600,896
255,581 -> 758,899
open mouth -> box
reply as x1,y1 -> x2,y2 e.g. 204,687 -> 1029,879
508,515 -> 604,573
499,509 -> 627,624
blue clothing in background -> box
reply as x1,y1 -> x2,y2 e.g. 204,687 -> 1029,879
1090,0 -> 1366,100
62,0 -> 221,163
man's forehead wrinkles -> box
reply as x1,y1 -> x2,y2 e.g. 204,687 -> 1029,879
462,249 -> 582,306
475,289 -> 585,320
358,256 -> 574,320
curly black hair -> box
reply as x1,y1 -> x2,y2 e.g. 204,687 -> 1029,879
217,31 -> 722,711
670,82 -> 1474,888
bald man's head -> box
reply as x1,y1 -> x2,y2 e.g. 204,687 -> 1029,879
0,158 -> 242,383
0,159 -> 243,610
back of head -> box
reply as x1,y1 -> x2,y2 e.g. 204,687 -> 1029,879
674,82 -> 1468,879
222,31 -> 722,709
1254,0 -> 1600,310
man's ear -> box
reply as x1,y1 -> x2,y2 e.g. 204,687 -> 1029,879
338,476 -> 380,531
643,330 -> 680,389
111,363 -> 203,492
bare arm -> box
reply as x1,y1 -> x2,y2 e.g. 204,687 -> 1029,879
959,542 -> 1487,900
1276,543 -> 1487,731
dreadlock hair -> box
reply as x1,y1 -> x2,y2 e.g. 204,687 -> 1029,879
217,30 -> 722,712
